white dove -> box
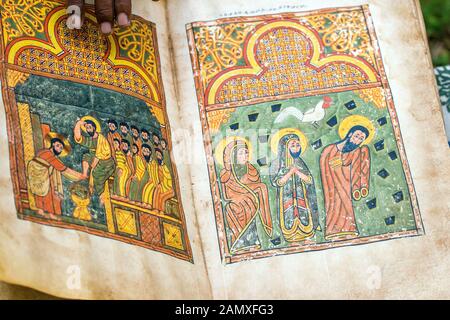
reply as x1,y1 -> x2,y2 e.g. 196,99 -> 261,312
274,96 -> 333,127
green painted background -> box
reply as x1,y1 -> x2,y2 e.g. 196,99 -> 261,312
211,90 -> 419,252
15,75 -> 164,228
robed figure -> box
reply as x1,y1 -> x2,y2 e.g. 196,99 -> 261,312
113,139 -> 133,197
270,132 -> 320,242
219,140 -> 273,253
128,144 -> 148,202
74,116 -> 115,198
141,144 -> 159,206
152,148 -> 175,212
28,132 -> 84,217
320,123 -> 371,241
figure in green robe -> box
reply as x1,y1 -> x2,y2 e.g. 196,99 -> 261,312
74,117 -> 115,197
128,144 -> 149,202
270,133 -> 320,242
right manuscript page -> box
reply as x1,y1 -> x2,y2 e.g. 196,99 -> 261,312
169,0 -> 450,298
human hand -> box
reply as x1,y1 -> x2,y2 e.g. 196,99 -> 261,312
296,170 -> 312,184
289,166 -> 299,175
66,0 -> 132,34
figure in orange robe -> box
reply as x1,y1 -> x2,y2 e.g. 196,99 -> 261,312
220,141 -> 273,252
29,136 -> 83,216
320,125 -> 371,241
33,149 -> 66,215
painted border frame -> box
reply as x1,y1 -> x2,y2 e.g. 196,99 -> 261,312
0,3 -> 193,262
186,5 -> 424,264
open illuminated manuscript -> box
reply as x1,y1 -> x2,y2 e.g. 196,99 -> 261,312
0,0 -> 191,262
187,7 -> 424,263
0,0 -> 448,299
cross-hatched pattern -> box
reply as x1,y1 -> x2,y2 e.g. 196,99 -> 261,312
15,19 -> 150,97
216,28 -> 369,104
139,213 -> 162,245
114,208 -> 138,236
163,222 -> 184,250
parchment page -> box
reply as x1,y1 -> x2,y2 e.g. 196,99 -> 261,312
169,0 -> 450,299
0,0 -> 211,299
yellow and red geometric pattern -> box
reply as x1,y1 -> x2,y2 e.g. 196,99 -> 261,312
114,208 -> 138,236
163,222 -> 184,250
190,9 -> 381,107
1,0 -> 161,106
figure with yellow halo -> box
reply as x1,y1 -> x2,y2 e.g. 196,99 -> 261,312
217,137 -> 273,253
74,116 -> 115,198
320,115 -> 373,241
28,132 -> 85,217
269,129 -> 320,243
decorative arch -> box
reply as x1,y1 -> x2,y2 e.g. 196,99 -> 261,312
6,7 -> 161,103
205,20 -> 380,105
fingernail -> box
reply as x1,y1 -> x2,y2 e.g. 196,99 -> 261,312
117,13 -> 130,26
100,22 -> 112,34
67,14 -> 82,29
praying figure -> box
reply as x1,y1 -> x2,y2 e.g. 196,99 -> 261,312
219,140 -> 273,253
320,124 -> 371,241
270,132 -> 320,242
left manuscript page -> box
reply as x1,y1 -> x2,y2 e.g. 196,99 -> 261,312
0,0 -> 210,299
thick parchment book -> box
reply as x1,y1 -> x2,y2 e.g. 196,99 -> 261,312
0,0 -> 448,299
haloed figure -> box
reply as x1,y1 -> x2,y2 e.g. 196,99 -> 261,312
270,133 -> 320,242
28,133 -> 84,216
74,117 -> 115,198
320,124 -> 371,241
220,140 -> 273,253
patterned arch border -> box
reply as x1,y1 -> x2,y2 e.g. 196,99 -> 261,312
0,2 -> 193,262
205,19 -> 381,106
5,6 -> 161,104
187,5 -> 424,264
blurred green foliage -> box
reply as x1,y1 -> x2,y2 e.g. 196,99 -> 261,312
421,0 -> 450,66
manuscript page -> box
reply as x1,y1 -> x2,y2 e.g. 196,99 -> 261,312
0,0 -> 211,299
169,0 -> 450,299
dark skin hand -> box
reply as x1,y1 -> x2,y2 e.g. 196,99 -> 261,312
66,0 -> 159,34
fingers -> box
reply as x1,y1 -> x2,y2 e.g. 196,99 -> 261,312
95,0 -> 114,34
66,0 -> 85,29
70,0 -> 133,35
115,0 -> 131,27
